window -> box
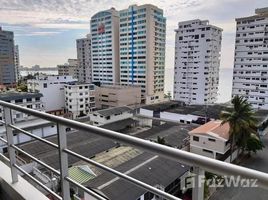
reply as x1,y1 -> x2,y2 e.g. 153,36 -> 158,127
43,83 -> 47,88
193,136 -> 199,141
203,149 -> 213,154
208,138 -> 216,142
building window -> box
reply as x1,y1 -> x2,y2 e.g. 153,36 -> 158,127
43,83 -> 47,88
193,136 -> 199,141
203,149 -> 213,154
208,138 -> 216,142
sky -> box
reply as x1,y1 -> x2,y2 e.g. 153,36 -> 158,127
0,0 -> 267,69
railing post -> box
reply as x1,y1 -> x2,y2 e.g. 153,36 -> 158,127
3,107 -> 18,183
57,123 -> 70,200
192,166 -> 204,200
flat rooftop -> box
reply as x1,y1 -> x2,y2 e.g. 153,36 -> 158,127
0,92 -> 42,101
18,120 -> 195,170
141,101 -> 268,123
86,151 -> 189,200
99,84 -> 141,89
94,106 -> 133,117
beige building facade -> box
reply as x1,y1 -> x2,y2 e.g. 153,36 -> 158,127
95,85 -> 141,109
57,59 -> 79,80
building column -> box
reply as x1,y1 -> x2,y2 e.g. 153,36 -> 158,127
192,166 -> 205,200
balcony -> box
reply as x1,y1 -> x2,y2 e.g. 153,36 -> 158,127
1,100 -> 268,200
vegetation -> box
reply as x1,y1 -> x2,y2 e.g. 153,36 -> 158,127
16,83 -> 28,92
156,136 -> 167,145
220,95 -> 264,160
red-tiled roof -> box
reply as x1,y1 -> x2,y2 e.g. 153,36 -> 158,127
189,120 -> 230,140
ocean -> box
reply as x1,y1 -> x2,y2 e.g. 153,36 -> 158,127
21,68 -> 233,103
164,68 -> 233,103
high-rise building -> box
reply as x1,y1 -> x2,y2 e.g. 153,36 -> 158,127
90,8 -> 120,85
76,34 -> 92,83
57,59 -> 79,80
0,27 -> 16,85
173,19 -> 222,105
14,45 -> 20,82
119,4 -> 166,104
232,7 -> 268,109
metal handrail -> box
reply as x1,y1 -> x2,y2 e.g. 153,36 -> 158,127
0,136 -> 7,144
14,164 -> 62,200
11,144 -> 60,176
9,124 -> 59,148
65,148 -> 180,200
1,100 -> 268,199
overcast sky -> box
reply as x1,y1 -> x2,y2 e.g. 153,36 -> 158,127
0,0 -> 267,69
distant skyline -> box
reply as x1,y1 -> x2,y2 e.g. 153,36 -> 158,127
0,0 -> 267,69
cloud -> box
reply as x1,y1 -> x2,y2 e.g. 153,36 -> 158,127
0,0 -> 267,70
16,31 -> 61,36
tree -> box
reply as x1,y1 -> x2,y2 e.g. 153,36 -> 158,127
246,133 -> 264,155
16,83 -> 28,92
156,136 -> 167,145
220,95 -> 258,161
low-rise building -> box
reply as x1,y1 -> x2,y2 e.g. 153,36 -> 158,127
89,106 -> 133,126
57,59 -> 79,80
189,120 -> 230,160
64,83 -> 96,118
95,85 -> 141,109
0,118 -> 57,153
27,75 -> 77,114
0,91 -> 44,123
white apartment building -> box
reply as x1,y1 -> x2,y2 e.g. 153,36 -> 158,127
119,4 -> 166,104
90,8 -> 120,85
232,7 -> 268,109
189,120 -> 230,160
0,91 -> 44,124
174,19 -> 222,105
57,59 -> 79,80
64,83 -> 96,118
89,106 -> 133,126
76,34 -> 92,83
27,76 -> 77,114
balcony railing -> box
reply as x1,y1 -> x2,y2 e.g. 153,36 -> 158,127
1,100 -> 268,200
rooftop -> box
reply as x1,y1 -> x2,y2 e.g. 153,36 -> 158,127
94,106 -> 133,117
99,84 -> 141,89
189,120 -> 230,140
141,101 -> 268,124
86,152 -> 189,200
0,91 -> 43,101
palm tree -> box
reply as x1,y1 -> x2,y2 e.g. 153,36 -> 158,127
220,95 -> 257,162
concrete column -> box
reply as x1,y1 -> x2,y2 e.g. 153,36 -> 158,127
4,107 -> 18,183
192,166 -> 205,200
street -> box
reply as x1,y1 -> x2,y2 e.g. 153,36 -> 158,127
210,133 -> 268,200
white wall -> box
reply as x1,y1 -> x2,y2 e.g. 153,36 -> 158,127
0,124 -> 57,153
139,108 -> 153,117
190,135 -> 229,155
160,112 -> 198,123
27,76 -> 77,112
90,112 -> 133,126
